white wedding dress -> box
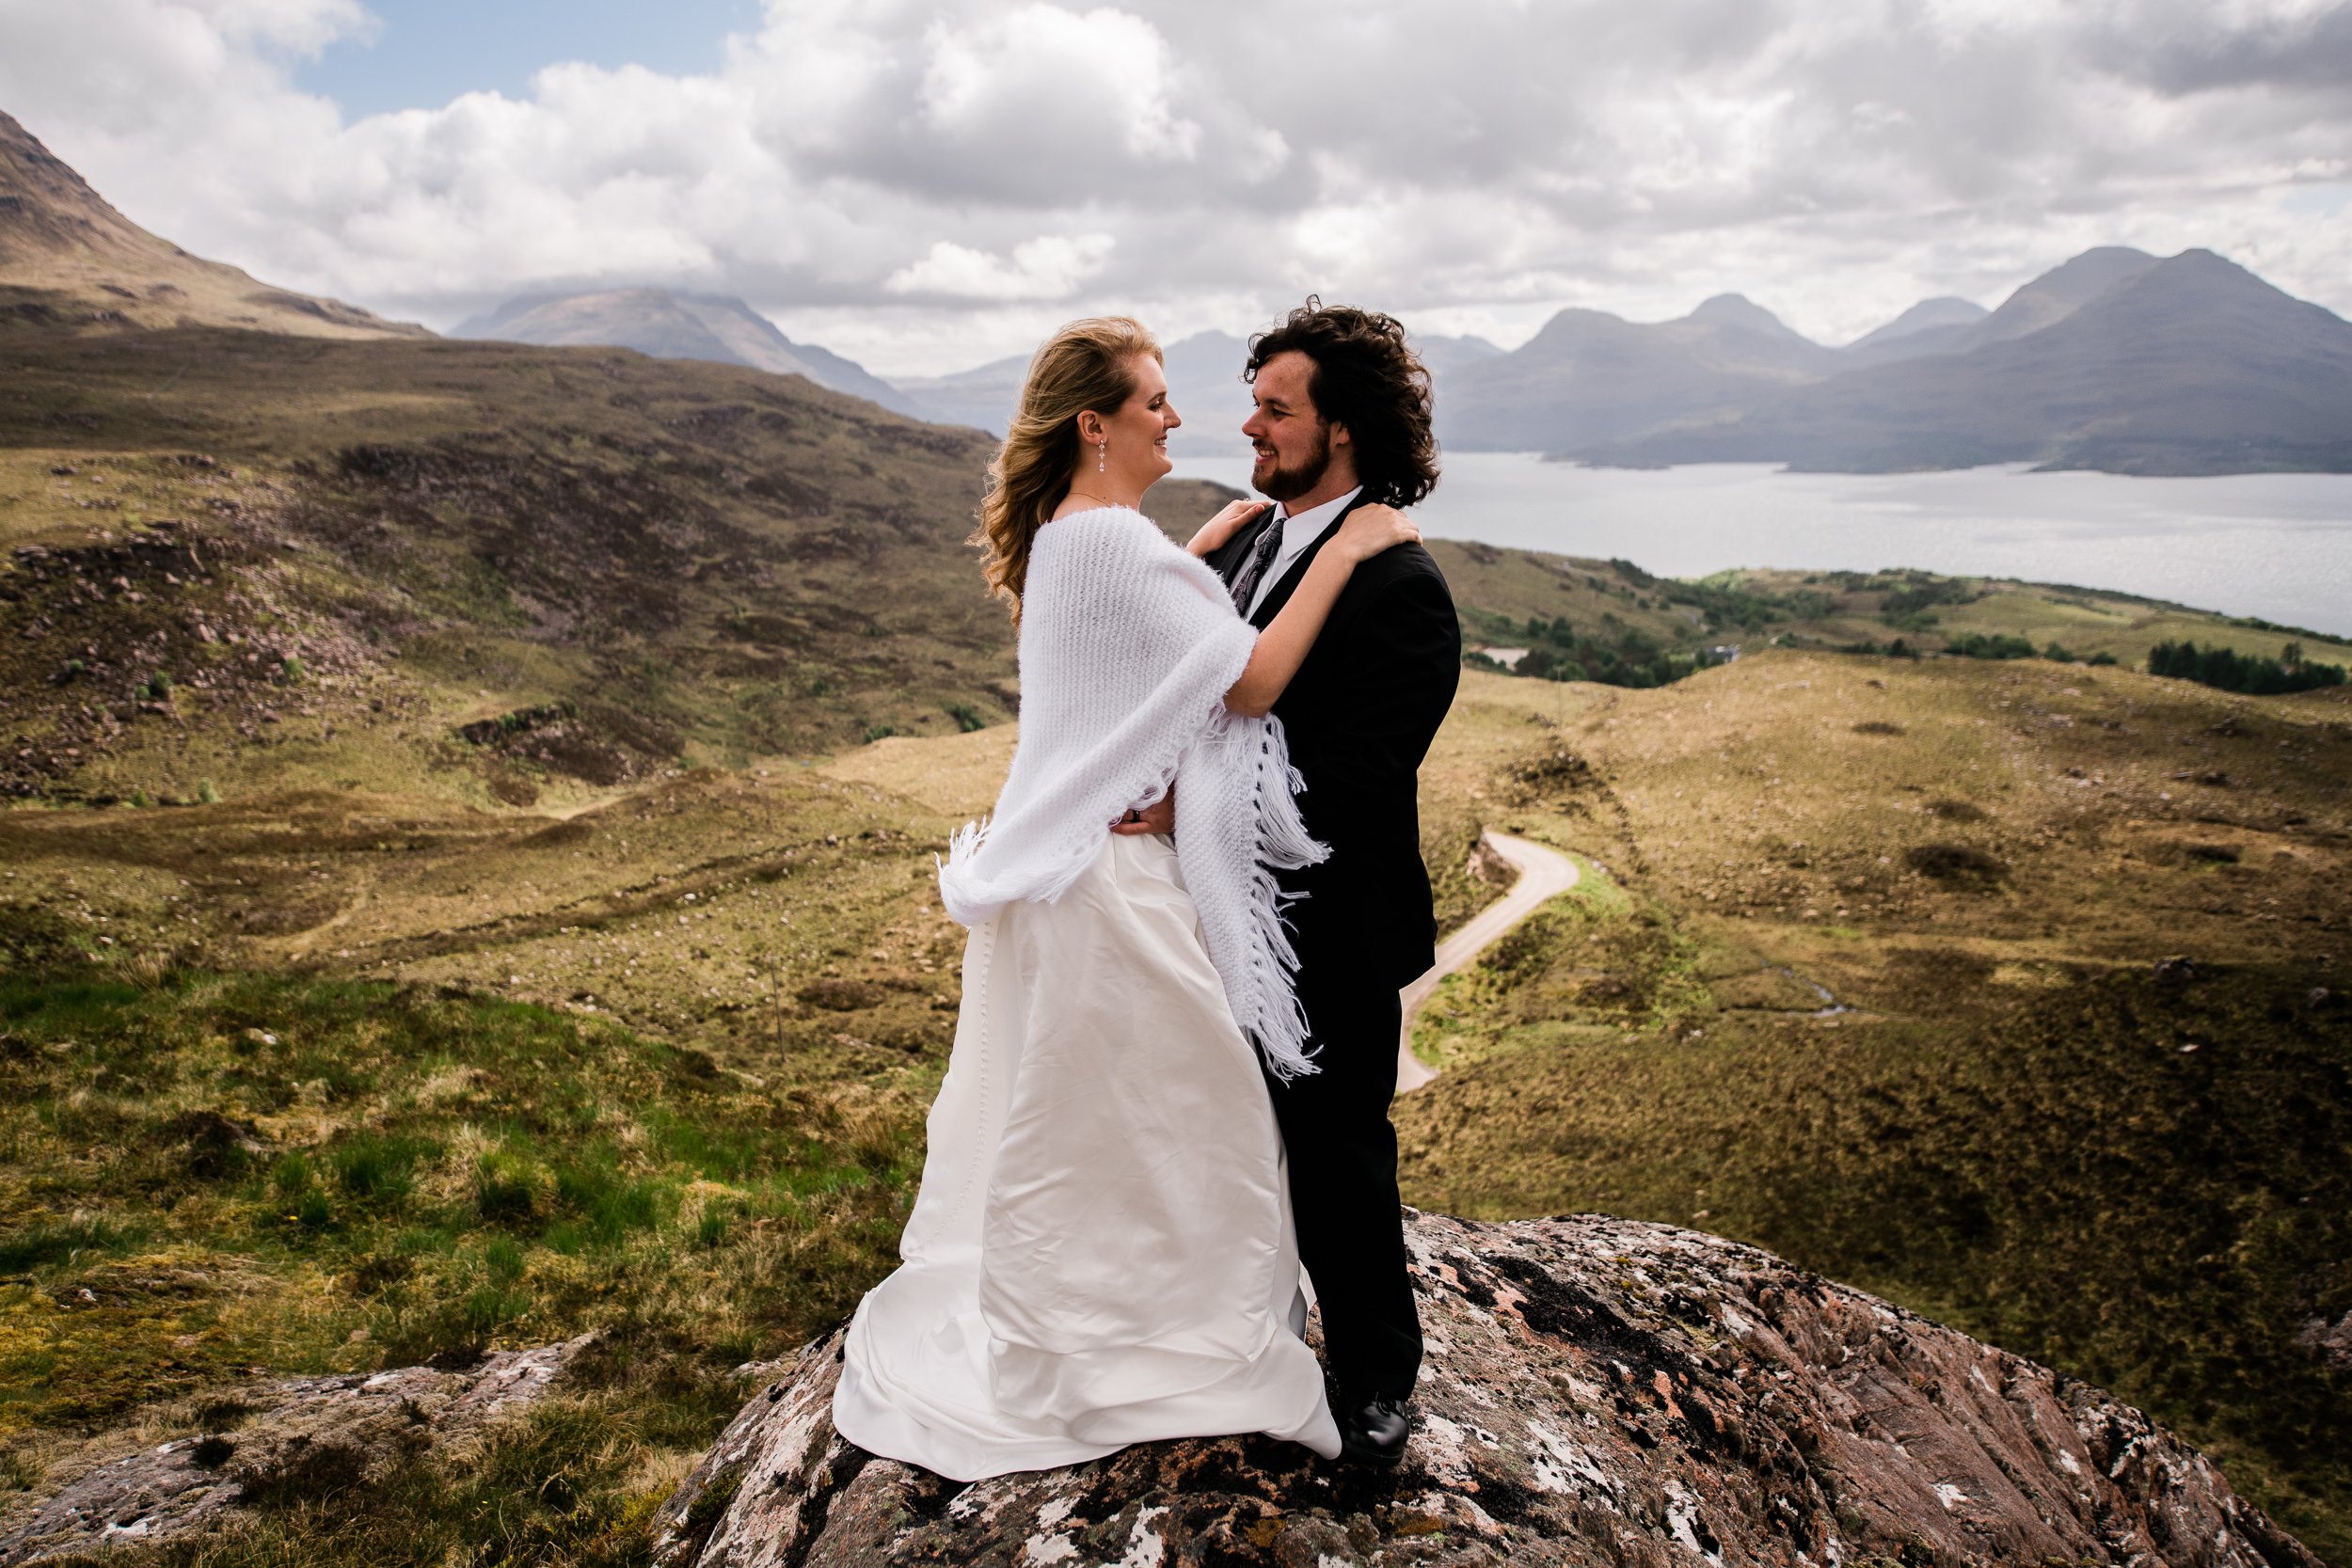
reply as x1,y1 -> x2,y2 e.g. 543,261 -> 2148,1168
832,832 -> 1343,1480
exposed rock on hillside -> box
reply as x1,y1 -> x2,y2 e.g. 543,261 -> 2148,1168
0,1335 -> 596,1564
655,1212 -> 2314,1568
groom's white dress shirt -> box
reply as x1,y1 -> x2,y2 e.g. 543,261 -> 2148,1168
1244,485 -> 1364,620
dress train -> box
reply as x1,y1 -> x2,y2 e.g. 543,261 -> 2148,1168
834,833 -> 1341,1480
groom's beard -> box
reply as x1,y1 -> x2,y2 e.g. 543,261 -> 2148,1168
1252,427 -> 1331,503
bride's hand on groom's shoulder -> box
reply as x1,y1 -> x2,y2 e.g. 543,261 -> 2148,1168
1186,499 -> 1270,557
1334,503 -> 1420,564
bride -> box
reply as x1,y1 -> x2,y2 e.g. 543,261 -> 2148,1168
832,316 -> 1419,1479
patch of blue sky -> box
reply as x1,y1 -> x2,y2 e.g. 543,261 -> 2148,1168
2279,181 -> 2352,219
292,0 -> 764,119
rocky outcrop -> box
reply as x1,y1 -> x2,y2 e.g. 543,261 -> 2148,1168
2297,1311 -> 2352,1376
654,1212 -> 2316,1568
0,1334 -> 596,1565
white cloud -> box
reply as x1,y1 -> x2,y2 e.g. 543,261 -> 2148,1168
920,7 -> 1200,164
1,0 -> 2347,372
885,233 -> 1117,301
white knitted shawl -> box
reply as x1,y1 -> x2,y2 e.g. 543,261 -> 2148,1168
937,505 -> 1328,1079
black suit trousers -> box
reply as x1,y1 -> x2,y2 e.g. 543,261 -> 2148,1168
1265,956 -> 1421,1406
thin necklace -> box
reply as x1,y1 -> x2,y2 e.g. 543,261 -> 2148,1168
1066,490 -> 1131,510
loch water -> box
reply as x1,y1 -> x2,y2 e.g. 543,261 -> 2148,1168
1169,453 -> 2352,640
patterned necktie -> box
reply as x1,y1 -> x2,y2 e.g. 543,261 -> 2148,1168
1227,512 -> 1286,616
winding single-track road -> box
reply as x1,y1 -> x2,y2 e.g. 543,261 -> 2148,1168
1395,832 -> 1581,1094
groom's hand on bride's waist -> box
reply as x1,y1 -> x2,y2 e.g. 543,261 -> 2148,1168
1110,790 -> 1176,837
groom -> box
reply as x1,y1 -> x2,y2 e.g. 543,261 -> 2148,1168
1141,300 -> 1459,1465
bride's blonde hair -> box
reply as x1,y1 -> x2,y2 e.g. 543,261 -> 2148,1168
974,315 -> 1161,622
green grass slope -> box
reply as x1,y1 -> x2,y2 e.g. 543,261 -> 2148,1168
0,966 -> 920,1564
1401,657 -> 2352,1558
6,313 -> 2351,1563
0,321 -> 1016,811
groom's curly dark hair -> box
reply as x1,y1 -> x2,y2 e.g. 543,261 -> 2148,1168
1246,298 -> 1439,509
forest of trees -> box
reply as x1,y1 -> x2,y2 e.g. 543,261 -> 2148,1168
1472,614 -> 1706,689
2148,640 -> 2347,695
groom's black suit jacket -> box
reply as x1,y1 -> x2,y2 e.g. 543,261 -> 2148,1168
1208,496 -> 1460,989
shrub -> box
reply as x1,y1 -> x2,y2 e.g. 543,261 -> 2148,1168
946,702 -> 987,733
457,701 -> 580,746
1880,577 -> 1982,619
1503,613 -> 1681,689
861,724 -> 898,743
279,654 -> 306,683
197,778 -> 221,803
1946,633 -> 2038,661
1905,844 -> 2008,883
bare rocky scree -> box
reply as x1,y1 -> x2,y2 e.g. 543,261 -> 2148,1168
654,1211 -> 2317,1568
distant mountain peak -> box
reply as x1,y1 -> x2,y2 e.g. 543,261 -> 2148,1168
1847,296 -> 1989,350
1575,243 -> 2352,475
2152,246 -> 2252,282
454,287 -> 917,416
1974,246 -> 2162,345
0,109 -> 426,340
1688,293 -> 1810,342
2074,244 -> 2163,267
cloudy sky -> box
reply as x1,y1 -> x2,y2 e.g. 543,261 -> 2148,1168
2,0 -> 2347,377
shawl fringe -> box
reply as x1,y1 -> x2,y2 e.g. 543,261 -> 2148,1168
933,506 -> 1327,1078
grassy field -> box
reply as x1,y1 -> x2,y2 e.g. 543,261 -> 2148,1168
0,320 -> 1022,814
0,964 -> 922,1566
6,316 -> 2337,822
750,654 -> 2352,1557
1397,657 -> 2352,1560
0,760 -> 957,1564
5,653 -> 2348,1563
6,315 -> 2351,1563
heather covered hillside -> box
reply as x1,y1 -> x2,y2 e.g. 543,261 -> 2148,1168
2,98 -> 2348,1568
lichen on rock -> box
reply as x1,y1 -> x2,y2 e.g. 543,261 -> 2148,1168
655,1211 -> 2317,1567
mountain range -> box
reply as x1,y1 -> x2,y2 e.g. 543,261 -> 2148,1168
890,325 -> 1503,455
5,103 -> 2348,475
1441,245 -> 2352,473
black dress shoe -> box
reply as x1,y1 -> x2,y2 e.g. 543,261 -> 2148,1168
1337,1396 -> 1410,1466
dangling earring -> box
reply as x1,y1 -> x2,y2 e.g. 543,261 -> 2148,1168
1097,437 -> 1106,473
